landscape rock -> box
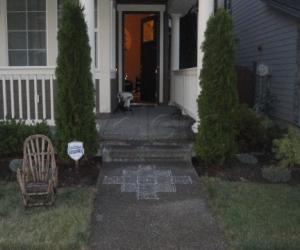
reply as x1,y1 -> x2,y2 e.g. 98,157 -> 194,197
236,153 -> 258,165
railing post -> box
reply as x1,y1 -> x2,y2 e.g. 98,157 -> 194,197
2,76 -> 7,119
18,76 -> 23,119
10,76 -> 15,119
42,76 -> 46,120
26,76 -> 30,121
50,75 -> 55,124
34,75 -> 38,121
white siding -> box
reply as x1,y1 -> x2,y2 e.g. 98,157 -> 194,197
232,0 -> 299,124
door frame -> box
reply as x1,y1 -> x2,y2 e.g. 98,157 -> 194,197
117,4 -> 166,103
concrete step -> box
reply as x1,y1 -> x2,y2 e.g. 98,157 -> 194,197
102,144 -> 193,163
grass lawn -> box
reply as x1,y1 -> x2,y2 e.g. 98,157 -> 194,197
0,181 -> 95,250
202,178 -> 300,250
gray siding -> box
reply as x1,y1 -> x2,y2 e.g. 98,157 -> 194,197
232,0 -> 299,124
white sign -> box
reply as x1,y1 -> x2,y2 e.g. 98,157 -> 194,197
256,64 -> 269,77
67,141 -> 84,161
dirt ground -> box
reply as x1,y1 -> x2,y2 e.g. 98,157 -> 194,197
193,156 -> 300,184
0,157 -> 100,187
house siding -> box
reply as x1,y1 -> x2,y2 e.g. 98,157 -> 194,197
232,0 -> 299,124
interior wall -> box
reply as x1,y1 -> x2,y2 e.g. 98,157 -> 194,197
124,14 -> 149,84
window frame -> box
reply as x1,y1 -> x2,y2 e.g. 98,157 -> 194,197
6,0 -> 48,66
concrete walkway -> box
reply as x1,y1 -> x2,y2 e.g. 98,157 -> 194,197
90,106 -> 228,250
90,162 -> 228,250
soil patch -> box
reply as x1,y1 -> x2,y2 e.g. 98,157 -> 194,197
0,157 -> 100,187
193,156 -> 300,184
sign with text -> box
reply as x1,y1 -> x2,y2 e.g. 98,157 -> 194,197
67,141 -> 84,161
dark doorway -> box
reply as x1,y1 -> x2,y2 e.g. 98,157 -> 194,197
140,15 -> 159,102
123,13 -> 159,104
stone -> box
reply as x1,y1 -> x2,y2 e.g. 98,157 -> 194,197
9,159 -> 23,173
236,153 -> 258,165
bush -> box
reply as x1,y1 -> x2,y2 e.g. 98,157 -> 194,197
262,165 -> 291,183
273,127 -> 300,167
0,120 -> 51,157
234,104 -> 282,153
195,9 -> 238,165
56,0 -> 98,159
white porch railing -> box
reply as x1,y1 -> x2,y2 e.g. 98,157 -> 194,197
171,68 -> 199,121
0,67 -> 56,126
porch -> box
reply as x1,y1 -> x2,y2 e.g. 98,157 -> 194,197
0,0 -> 228,126
97,105 -> 195,142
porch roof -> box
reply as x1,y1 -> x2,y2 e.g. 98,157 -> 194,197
116,0 -> 168,4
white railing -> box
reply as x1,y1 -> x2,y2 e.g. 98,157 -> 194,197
0,67 -> 56,126
171,68 -> 199,121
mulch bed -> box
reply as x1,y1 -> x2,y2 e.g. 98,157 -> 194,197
0,157 -> 100,187
193,156 -> 300,184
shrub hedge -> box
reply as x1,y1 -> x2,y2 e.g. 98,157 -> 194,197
0,120 -> 51,157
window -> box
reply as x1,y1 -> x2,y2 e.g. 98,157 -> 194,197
7,0 -> 47,66
179,4 -> 198,69
225,0 -> 232,13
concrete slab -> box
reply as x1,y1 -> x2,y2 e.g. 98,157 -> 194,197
89,162 -> 228,250
97,106 -> 195,142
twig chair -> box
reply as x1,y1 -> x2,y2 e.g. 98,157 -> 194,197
17,134 -> 58,207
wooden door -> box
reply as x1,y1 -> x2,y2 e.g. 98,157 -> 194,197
140,14 -> 159,103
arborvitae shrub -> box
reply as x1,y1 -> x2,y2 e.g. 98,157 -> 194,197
56,0 -> 98,159
195,9 -> 238,165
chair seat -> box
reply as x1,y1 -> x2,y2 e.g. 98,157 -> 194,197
25,182 -> 49,194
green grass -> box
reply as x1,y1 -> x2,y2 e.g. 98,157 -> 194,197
202,178 -> 300,250
0,182 -> 95,250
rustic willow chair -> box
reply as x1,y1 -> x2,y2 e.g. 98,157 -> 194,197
17,135 -> 58,207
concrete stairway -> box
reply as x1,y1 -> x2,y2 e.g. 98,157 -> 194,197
101,143 -> 193,163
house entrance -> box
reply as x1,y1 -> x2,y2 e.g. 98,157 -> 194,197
123,12 -> 160,104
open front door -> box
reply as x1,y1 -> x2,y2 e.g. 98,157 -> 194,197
140,14 -> 159,103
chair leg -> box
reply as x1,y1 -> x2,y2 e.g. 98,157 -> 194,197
22,194 -> 29,207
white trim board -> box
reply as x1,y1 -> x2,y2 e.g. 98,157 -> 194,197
117,4 -> 165,103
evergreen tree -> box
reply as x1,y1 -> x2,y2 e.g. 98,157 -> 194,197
195,9 -> 238,165
55,0 -> 98,159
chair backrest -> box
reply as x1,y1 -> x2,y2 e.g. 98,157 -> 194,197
22,134 -> 56,183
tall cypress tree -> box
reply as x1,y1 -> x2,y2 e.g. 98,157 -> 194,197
56,0 -> 98,159
195,9 -> 238,165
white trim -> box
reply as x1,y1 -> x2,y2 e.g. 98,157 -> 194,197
47,0 -> 57,66
173,67 -> 197,74
117,4 -> 165,103
0,66 -> 55,75
110,0 -> 116,74
117,4 -> 166,12
0,0 -> 8,66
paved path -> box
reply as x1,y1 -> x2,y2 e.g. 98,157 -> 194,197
89,161 -> 228,250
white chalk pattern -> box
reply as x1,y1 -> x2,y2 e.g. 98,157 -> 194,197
103,165 -> 192,200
